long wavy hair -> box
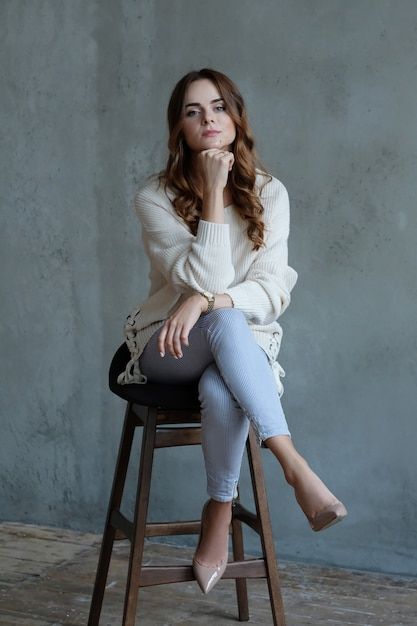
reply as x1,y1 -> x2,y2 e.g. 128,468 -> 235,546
151,68 -> 273,251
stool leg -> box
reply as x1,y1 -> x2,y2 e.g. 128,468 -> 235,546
88,402 -> 137,626
232,491 -> 250,622
122,406 -> 157,625
246,427 -> 286,626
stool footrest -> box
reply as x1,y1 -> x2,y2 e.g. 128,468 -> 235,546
145,520 -> 201,536
111,505 -> 262,542
111,510 -> 203,540
139,559 -> 267,587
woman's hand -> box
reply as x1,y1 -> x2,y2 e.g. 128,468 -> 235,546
158,294 -> 206,358
197,148 -> 235,192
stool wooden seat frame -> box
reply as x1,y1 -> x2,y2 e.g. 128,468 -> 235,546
88,400 -> 286,625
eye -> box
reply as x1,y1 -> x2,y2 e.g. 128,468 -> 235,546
216,105 -> 226,111
186,110 -> 199,117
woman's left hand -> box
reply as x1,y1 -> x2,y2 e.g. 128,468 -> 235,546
158,294 -> 206,358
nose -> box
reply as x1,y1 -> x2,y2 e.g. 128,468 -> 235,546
203,110 -> 214,125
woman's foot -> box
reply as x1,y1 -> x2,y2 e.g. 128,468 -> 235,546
286,456 -> 347,531
193,499 -> 232,566
265,436 -> 348,531
192,499 -> 232,594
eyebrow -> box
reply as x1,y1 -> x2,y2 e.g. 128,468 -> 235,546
185,97 -> 224,108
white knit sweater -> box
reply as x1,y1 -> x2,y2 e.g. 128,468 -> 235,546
117,170 -> 298,397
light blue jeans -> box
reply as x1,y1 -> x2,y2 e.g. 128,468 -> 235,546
138,308 -> 291,502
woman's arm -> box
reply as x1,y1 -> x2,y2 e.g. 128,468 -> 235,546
157,292 -> 233,358
136,186 -> 235,295
224,180 -> 298,325
212,293 -> 234,309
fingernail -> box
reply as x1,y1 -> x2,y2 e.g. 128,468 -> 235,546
160,351 -> 165,357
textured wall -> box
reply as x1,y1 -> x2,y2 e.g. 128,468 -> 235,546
1,0 -> 416,576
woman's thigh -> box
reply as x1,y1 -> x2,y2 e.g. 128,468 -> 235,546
138,321 -> 214,385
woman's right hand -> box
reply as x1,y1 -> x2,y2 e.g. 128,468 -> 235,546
157,294 -> 206,358
197,148 -> 235,192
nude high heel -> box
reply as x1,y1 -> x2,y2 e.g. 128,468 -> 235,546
192,500 -> 230,594
308,499 -> 348,532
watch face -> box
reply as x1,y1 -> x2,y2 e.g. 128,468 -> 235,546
202,291 -> 214,301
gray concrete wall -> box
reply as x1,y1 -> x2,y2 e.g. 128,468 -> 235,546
1,0 -> 416,576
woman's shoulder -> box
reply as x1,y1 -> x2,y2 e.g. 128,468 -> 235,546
135,173 -> 176,205
255,169 -> 287,202
134,174 -> 188,227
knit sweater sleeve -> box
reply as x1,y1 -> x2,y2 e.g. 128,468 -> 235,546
135,185 -> 235,294
224,179 -> 298,325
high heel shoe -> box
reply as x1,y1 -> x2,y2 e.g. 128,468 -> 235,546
192,499 -> 230,594
307,499 -> 348,532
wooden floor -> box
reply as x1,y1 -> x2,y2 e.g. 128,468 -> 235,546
0,522 -> 416,626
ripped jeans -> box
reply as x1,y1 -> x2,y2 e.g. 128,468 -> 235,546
138,308 -> 291,502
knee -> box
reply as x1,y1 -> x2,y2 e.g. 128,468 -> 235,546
202,307 -> 247,332
211,307 -> 246,322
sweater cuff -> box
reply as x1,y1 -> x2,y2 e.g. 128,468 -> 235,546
196,219 -> 230,246
224,284 -> 259,316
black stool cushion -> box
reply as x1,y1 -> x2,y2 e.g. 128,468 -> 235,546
109,343 -> 201,410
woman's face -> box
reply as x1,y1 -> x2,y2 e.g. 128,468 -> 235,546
180,78 -> 236,153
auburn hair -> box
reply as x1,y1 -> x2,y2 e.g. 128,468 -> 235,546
150,68 -> 273,251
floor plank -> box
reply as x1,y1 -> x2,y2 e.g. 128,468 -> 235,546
0,522 -> 416,625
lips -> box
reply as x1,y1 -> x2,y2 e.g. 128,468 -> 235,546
202,130 -> 220,137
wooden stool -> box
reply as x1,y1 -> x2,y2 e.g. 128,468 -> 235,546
88,344 -> 286,625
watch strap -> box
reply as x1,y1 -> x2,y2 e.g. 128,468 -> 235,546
198,291 -> 215,315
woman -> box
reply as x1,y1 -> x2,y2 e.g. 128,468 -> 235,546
118,68 -> 347,594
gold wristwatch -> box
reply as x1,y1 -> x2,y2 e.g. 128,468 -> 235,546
198,290 -> 215,314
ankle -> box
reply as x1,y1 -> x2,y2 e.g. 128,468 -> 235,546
206,499 -> 233,522
283,455 -> 310,487
265,436 -> 311,485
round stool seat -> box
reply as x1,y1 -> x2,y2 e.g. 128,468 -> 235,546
109,343 -> 200,410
